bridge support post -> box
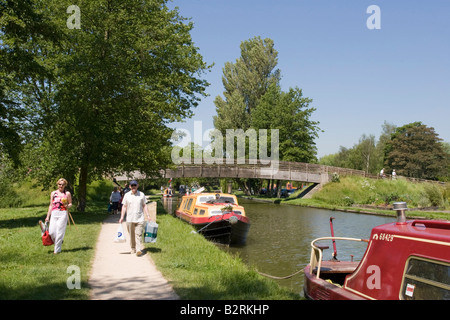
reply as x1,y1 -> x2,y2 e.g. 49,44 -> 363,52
227,180 -> 233,194
320,172 -> 329,184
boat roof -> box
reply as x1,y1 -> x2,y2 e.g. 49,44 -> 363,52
373,219 -> 450,245
183,192 -> 235,197
182,192 -> 240,205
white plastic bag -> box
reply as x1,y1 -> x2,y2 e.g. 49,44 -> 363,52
114,224 -> 126,243
144,221 -> 158,243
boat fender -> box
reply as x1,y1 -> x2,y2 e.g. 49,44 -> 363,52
228,216 -> 238,224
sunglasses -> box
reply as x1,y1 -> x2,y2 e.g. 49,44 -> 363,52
130,184 -> 137,187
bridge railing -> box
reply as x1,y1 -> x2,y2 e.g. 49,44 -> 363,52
160,159 -> 367,183
115,159 -> 444,185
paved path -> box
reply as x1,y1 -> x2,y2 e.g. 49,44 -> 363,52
88,214 -> 179,300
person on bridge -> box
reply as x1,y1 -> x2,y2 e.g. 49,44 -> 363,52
119,180 -> 152,256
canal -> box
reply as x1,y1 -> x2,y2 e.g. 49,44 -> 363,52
162,196 -> 395,296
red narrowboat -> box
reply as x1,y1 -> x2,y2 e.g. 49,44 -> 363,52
175,191 -> 250,245
304,202 -> 450,300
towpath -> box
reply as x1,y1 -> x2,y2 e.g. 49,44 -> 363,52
88,214 -> 179,300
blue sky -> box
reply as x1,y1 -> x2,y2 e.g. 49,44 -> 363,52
169,0 -> 450,158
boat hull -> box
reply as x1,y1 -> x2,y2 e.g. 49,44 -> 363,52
176,211 -> 250,245
303,261 -> 364,300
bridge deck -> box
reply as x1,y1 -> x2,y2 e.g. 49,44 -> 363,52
114,160 -> 367,183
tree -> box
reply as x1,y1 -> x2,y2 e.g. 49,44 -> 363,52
213,37 -> 320,196
214,36 -> 280,133
1,0 -> 210,211
385,122 -> 449,180
0,0 -> 61,165
252,83 -> 319,163
319,122 -> 397,175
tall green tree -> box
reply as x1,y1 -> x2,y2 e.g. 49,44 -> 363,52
214,36 -> 319,162
1,0 -> 210,211
385,122 -> 449,180
213,37 -> 320,195
0,0 -> 61,165
214,36 -> 280,132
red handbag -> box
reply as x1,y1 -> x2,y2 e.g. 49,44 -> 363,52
42,230 -> 54,246
40,220 -> 54,246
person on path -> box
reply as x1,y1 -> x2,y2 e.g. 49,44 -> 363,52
45,178 -> 73,254
119,180 -> 152,256
110,187 -> 121,214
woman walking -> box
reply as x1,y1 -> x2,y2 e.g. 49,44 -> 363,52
45,178 -> 73,254
110,187 -> 121,214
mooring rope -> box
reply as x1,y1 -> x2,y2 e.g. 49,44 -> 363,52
257,268 -> 304,280
195,215 -> 223,233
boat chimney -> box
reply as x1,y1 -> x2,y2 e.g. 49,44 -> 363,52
393,202 -> 407,225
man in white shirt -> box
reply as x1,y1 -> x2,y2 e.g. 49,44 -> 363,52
119,180 -> 151,256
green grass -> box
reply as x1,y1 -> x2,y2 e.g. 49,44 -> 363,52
0,191 -> 299,300
0,204 -> 106,299
146,202 -> 299,300
283,176 -> 450,220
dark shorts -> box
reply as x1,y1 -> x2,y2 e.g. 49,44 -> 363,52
112,202 -> 119,210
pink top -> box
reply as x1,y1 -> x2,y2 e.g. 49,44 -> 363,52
51,190 -> 69,211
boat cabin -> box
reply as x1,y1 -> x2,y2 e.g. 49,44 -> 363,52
177,193 -> 245,219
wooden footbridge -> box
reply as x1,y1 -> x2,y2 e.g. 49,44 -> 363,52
114,159 -> 367,185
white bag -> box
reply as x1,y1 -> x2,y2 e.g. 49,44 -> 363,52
144,221 -> 158,243
114,224 -> 126,243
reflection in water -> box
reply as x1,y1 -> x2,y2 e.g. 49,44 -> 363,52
162,196 -> 395,295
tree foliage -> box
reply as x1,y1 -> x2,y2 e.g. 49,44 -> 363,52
320,121 -> 449,181
1,0 -> 210,210
213,36 -> 320,163
385,122 -> 449,180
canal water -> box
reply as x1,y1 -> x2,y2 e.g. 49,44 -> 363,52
162,197 -> 395,296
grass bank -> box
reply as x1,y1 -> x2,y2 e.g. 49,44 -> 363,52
282,176 -> 450,220
147,199 -> 299,300
0,190 -> 299,300
0,204 -> 106,299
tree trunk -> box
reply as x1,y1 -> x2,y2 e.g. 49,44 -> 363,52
77,165 -> 88,212
276,179 -> 281,198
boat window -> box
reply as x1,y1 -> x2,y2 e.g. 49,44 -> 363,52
401,257 -> 450,300
185,198 -> 193,211
218,197 -> 235,204
193,208 -> 198,215
210,210 -> 222,216
205,197 -> 236,204
198,195 -> 215,203
183,199 -> 189,210
199,209 -> 206,215
233,211 -> 242,215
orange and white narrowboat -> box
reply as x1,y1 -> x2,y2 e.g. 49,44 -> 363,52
175,191 -> 250,245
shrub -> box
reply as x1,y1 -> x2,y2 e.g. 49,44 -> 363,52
341,196 -> 354,206
331,172 -> 340,183
423,184 -> 444,207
